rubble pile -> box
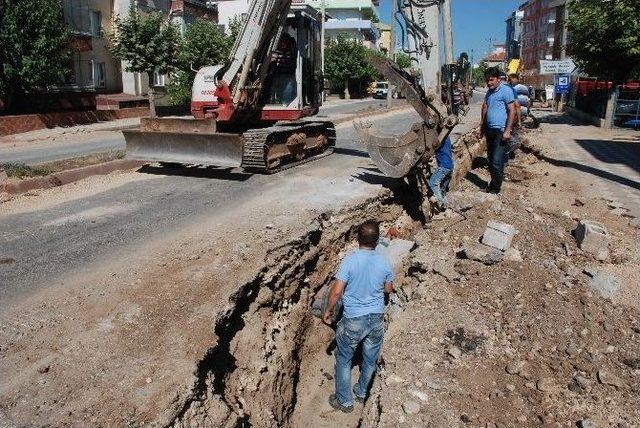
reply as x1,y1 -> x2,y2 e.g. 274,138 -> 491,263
360,177 -> 639,426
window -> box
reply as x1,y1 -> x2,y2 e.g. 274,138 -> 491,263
95,62 -> 106,88
87,60 -> 94,86
90,10 -> 102,38
153,70 -> 166,87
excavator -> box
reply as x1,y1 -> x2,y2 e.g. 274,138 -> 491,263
123,0 -> 460,179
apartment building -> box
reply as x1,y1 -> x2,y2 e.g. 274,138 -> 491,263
60,0 -> 217,99
516,0 -> 570,88
217,0 -> 381,49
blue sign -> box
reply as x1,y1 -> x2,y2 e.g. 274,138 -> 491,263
555,74 -> 571,94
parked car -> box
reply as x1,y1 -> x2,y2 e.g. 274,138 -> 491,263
374,81 -> 389,99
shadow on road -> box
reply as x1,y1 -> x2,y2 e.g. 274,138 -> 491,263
137,164 -> 252,181
536,112 -> 588,127
575,139 -> 640,173
352,168 -> 427,224
524,145 -> 640,192
332,147 -> 370,158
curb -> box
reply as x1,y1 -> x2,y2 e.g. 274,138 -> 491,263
1,159 -> 145,195
0,104 -> 413,198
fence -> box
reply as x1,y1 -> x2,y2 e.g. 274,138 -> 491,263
613,85 -> 640,129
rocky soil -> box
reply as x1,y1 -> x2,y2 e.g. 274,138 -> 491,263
357,132 -> 640,427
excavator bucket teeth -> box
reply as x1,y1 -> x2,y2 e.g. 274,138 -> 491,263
123,118 -> 244,167
355,121 -> 437,179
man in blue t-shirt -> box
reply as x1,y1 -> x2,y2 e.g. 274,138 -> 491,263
428,135 -> 454,208
323,221 -> 394,413
480,67 -> 517,193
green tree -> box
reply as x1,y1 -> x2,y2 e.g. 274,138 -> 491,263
395,52 -> 412,69
325,34 -> 379,98
0,0 -> 70,113
472,60 -> 488,87
109,7 -> 181,117
167,19 -> 233,106
567,0 -> 640,83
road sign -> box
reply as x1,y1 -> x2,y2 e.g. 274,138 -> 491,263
539,59 -> 576,75
555,74 -> 571,94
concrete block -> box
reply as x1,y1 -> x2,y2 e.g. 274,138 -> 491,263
377,238 -> 415,269
481,220 -> 517,251
461,242 -> 503,265
574,220 -> 610,256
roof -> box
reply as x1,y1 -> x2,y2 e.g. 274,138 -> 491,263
375,22 -> 391,31
485,51 -> 506,62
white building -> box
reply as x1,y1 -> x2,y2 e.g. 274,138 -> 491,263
60,0 -> 218,102
215,0 -> 380,48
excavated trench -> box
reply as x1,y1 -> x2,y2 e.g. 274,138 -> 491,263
163,129 -> 484,428
166,194 -> 415,428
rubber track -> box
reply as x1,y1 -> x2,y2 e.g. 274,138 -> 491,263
241,121 -> 336,174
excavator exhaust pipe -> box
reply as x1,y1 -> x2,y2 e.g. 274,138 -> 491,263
123,117 -> 244,167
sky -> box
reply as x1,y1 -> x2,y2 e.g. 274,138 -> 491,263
377,0 -> 522,64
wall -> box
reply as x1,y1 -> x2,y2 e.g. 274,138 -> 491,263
217,0 -> 248,32
0,108 -> 150,137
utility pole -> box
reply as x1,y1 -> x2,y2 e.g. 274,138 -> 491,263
320,0 -> 326,102
387,0 -> 396,108
441,0 -> 454,64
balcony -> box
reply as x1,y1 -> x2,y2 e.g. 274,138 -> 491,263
325,19 -> 380,39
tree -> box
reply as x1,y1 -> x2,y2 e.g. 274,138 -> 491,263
0,0 -> 70,113
472,60 -> 488,87
167,19 -> 233,106
567,0 -> 640,83
325,34 -> 379,98
395,52 -> 412,70
109,7 -> 181,117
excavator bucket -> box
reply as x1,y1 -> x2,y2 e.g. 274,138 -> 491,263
123,118 -> 244,167
357,56 -> 455,179
355,121 -> 439,178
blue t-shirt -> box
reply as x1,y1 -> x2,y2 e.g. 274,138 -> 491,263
436,135 -> 454,170
336,248 -> 394,318
485,83 -> 516,130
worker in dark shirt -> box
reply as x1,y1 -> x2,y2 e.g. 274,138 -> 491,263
267,32 -> 297,105
428,135 -> 454,208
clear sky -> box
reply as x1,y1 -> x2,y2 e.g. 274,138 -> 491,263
377,0 -> 521,64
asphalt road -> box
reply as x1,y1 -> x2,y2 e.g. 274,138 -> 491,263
0,98 -> 389,166
1,92 -> 483,304
0,108 -> 419,303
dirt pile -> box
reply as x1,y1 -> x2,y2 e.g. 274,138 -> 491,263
358,143 -> 640,427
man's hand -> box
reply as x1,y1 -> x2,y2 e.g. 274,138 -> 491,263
322,311 -> 333,325
502,129 -> 512,142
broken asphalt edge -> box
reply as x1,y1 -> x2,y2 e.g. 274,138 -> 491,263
1,159 -> 146,195
0,104 -> 414,197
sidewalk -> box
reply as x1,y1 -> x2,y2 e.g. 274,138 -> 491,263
0,98 -> 406,166
528,112 -> 640,219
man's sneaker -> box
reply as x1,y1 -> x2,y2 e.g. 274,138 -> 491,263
329,394 -> 354,413
352,386 -> 365,403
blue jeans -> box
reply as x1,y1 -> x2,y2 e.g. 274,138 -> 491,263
428,166 -> 452,205
486,128 -> 508,192
334,313 -> 385,406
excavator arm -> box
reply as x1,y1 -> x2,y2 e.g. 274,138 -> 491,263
357,0 -> 461,178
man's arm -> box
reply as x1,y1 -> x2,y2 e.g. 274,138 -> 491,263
503,102 -> 517,141
322,279 -> 345,324
479,101 -> 487,137
514,103 -> 522,127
